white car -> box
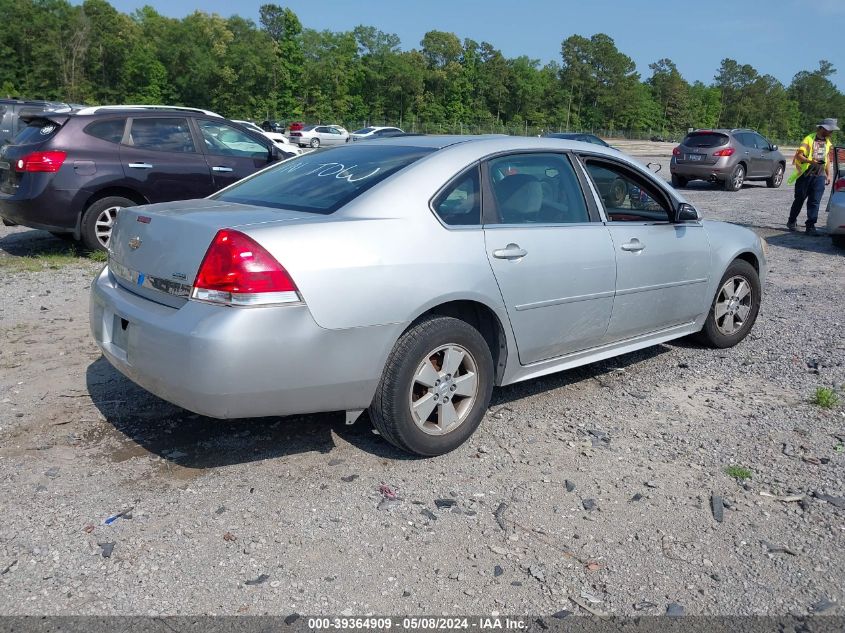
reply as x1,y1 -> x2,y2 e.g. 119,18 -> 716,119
350,126 -> 404,142
289,124 -> 349,148
233,120 -> 302,155
826,147 -> 845,248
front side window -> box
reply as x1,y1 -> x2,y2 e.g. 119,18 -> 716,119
582,159 -> 670,222
214,143 -> 434,214
198,120 -> 268,159
432,166 -> 481,226
753,133 -> 771,150
486,153 -> 590,225
128,117 -> 195,153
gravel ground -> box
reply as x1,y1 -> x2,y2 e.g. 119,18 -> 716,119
1,149 -> 844,618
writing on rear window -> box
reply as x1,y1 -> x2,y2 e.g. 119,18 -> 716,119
215,144 -> 434,214
275,159 -> 381,183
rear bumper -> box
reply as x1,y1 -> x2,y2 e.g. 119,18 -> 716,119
670,157 -> 733,180
0,185 -> 84,233
89,267 -> 400,419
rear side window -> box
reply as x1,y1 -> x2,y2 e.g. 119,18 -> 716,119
215,144 -> 434,214
682,133 -> 729,148
12,119 -> 62,145
85,118 -> 126,144
432,166 -> 481,226
128,117 -> 195,153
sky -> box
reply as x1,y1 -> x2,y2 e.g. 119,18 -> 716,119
100,0 -> 845,91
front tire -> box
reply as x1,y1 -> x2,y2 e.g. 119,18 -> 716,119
369,316 -> 494,456
766,164 -> 785,188
696,259 -> 760,348
724,164 -> 745,191
81,196 -> 135,252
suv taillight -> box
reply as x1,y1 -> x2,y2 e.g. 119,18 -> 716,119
191,229 -> 300,307
713,148 -> 735,157
672,147 -> 681,157
15,151 -> 67,173
835,178 -> 845,193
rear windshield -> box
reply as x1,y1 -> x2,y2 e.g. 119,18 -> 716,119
683,133 -> 729,148
354,127 -> 375,135
214,144 -> 435,214
13,119 -> 62,145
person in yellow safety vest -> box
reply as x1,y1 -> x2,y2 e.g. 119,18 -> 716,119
787,118 -> 838,235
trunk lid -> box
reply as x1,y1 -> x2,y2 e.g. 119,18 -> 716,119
108,199 -> 324,307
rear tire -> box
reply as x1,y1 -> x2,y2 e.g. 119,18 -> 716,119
81,196 -> 135,252
696,259 -> 760,348
724,164 -> 745,191
766,164 -> 785,188
671,174 -> 688,188
369,316 -> 494,457
309,138 -> 320,148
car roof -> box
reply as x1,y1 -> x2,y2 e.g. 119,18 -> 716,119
355,134 -> 628,156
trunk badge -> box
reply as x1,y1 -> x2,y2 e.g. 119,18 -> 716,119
128,237 -> 142,250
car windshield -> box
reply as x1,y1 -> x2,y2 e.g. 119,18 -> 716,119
353,127 -> 375,135
214,144 -> 435,214
683,133 -> 729,148
302,125 -> 317,131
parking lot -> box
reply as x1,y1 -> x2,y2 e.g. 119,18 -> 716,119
1,145 -> 844,618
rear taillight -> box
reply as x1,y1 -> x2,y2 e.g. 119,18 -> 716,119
672,147 -> 681,157
713,148 -> 735,157
834,178 -> 845,193
14,151 -> 67,173
191,229 -> 300,307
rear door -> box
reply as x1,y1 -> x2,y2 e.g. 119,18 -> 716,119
120,116 -> 214,202
482,151 -> 616,364
579,156 -> 711,341
735,133 -> 762,177
194,118 -> 275,190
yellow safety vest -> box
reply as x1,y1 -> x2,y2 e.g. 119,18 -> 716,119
788,133 -> 832,183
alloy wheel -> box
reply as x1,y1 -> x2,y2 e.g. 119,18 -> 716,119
714,275 -> 753,336
408,344 -> 479,436
95,206 -> 120,249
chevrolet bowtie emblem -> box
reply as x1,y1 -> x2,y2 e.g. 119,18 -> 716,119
128,237 -> 142,250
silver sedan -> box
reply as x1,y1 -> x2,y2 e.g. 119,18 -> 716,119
90,136 -> 767,456
825,147 -> 845,248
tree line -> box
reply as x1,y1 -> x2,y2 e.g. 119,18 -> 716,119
1,0 -> 843,142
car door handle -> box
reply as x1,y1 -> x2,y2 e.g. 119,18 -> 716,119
212,166 -> 234,173
492,244 -> 528,260
621,239 -> 645,252
127,162 -> 153,169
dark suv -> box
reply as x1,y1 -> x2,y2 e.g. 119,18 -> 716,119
0,99 -> 75,146
0,105 -> 295,250
670,128 -> 786,191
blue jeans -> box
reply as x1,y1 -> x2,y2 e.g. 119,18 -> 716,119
788,173 -> 825,227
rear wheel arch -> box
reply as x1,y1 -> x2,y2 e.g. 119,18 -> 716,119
405,300 -> 509,386
83,186 -> 148,211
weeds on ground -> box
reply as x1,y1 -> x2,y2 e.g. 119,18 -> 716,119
0,242 -> 105,272
811,387 -> 840,409
725,465 -> 752,481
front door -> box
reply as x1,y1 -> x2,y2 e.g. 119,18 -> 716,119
482,152 -> 616,365
579,156 -> 711,342
194,118 -> 274,190
120,116 -> 214,203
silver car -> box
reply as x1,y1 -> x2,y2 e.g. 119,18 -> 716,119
825,147 -> 845,248
90,136 -> 767,456
289,124 -> 349,148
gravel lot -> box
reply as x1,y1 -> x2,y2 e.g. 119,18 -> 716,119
1,146 -> 844,618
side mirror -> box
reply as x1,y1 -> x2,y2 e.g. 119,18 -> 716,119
269,144 -> 282,162
771,144 -> 778,151
675,202 -> 700,223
